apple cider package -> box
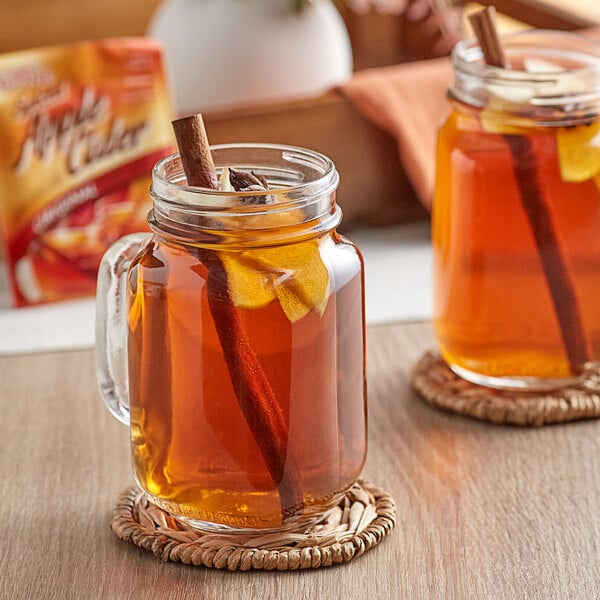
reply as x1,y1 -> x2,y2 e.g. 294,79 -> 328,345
0,38 -> 174,306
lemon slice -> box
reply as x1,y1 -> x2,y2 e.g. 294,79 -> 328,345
556,122 -> 600,182
480,113 -> 528,135
480,89 -> 534,135
480,60 -> 600,182
481,117 -> 600,183
220,252 -> 277,311
221,240 -> 329,323
216,167 -> 330,323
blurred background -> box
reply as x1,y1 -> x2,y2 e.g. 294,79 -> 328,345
0,0 -> 598,352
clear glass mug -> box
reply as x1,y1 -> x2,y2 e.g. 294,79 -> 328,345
433,30 -> 600,390
96,144 -> 367,531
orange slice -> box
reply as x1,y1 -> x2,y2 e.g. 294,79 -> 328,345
556,122 -> 600,182
221,240 -> 329,323
216,167 -> 330,322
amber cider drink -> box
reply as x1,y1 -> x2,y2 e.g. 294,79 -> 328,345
433,31 -> 600,389
97,145 -> 368,530
127,238 -> 365,528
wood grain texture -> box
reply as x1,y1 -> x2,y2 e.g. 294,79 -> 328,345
2,321 -> 600,599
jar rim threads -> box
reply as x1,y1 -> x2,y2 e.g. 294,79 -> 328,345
450,29 -> 600,124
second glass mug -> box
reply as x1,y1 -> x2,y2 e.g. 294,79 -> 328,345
96,143 -> 367,531
433,30 -> 600,390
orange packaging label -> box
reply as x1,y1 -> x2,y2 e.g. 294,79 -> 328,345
0,38 -> 174,306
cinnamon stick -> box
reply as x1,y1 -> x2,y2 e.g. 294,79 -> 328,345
468,7 -> 507,68
172,114 -> 219,190
469,7 -> 590,373
172,114 -> 303,519
504,136 -> 589,369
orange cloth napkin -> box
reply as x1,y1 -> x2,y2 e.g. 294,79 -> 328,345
339,56 -> 453,211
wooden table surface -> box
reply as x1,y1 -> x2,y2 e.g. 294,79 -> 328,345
2,320 -> 600,599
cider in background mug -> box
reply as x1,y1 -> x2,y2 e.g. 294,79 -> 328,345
433,30 -> 600,390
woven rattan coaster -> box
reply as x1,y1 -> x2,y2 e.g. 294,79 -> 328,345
412,351 -> 600,426
112,479 -> 395,571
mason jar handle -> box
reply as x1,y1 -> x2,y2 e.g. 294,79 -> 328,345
95,232 -> 151,425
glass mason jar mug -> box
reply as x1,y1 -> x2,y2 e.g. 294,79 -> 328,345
433,30 -> 600,390
96,144 -> 367,531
